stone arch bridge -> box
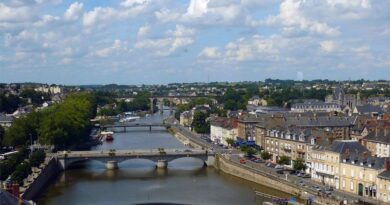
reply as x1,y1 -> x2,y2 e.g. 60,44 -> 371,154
57,149 -> 215,170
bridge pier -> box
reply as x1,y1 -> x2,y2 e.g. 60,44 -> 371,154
106,161 -> 118,170
156,160 -> 168,169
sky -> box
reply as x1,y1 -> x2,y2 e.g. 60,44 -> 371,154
0,0 -> 389,85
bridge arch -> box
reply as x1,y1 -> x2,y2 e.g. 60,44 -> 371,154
58,154 -> 214,170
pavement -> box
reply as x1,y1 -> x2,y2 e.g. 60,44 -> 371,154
165,117 -> 381,205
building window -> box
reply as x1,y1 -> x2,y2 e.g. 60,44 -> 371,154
342,180 -> 345,188
351,170 -> 355,177
350,182 -> 354,190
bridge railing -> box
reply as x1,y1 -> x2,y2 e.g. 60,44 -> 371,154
57,149 -> 214,158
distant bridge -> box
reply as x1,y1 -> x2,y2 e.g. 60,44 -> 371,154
101,123 -> 166,132
57,149 -> 215,170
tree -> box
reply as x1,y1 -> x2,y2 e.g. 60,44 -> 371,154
11,162 -> 32,184
261,151 -> 272,160
226,138 -> 234,147
246,147 -> 257,157
29,149 -> 46,167
277,156 -> 291,165
191,111 -> 210,134
0,125 -> 4,146
293,158 -> 307,171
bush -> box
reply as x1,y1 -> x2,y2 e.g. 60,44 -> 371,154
277,156 -> 291,165
29,149 -> 46,167
261,151 -> 272,160
293,158 -> 307,171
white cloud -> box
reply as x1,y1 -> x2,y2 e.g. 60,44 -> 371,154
83,7 -> 117,27
167,25 -> 195,37
135,25 -> 195,56
186,0 -> 210,18
320,40 -> 337,53
0,3 -> 30,22
266,0 -> 340,36
33,15 -> 60,27
327,0 -> 371,9
121,0 -> 150,8
199,47 -> 221,58
95,40 -> 128,57
64,2 -> 83,21
137,25 -> 150,38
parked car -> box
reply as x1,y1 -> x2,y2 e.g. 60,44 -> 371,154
312,185 -> 322,192
298,181 -> 305,186
323,187 -> 333,195
253,159 -> 264,163
266,162 -> 274,167
240,159 -> 246,164
302,174 -> 311,178
276,170 -> 284,174
275,165 -> 284,169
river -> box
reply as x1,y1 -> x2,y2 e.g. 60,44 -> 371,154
36,111 -> 291,205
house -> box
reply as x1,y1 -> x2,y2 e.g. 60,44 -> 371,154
377,162 -> 390,203
237,116 -> 263,141
362,126 -> 390,157
0,114 -> 14,128
309,140 -> 369,189
248,96 -> 267,106
210,117 -> 238,146
339,155 -> 385,199
263,127 -> 310,163
180,111 -> 192,127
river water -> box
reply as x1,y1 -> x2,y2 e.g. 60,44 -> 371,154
36,111 -> 291,205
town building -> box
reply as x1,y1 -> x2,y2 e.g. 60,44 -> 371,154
179,111 -> 192,127
362,127 -> 390,157
210,117 -> 238,146
0,114 -> 14,128
325,85 -> 360,113
377,163 -> 390,203
309,140 -> 368,189
339,155 -> 385,199
291,99 -> 341,113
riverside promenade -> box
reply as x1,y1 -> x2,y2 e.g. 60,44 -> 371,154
165,117 -> 381,205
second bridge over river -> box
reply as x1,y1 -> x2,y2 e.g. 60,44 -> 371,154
101,123 -> 166,132
57,149 -> 215,170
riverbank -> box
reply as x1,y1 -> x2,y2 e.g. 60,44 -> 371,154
21,156 -> 60,201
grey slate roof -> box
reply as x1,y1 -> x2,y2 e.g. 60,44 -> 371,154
341,155 -> 387,170
326,140 -> 368,154
0,114 -> 14,123
355,104 -> 382,114
378,170 -> 390,180
364,128 -> 390,144
284,116 -> 352,127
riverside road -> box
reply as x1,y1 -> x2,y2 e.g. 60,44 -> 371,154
165,116 -> 381,205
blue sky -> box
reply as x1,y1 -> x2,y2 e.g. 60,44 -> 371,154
0,0 -> 389,84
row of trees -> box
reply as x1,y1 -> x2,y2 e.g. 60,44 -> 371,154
0,93 -> 22,113
1,93 -> 97,149
97,92 -> 151,116
0,148 -> 46,184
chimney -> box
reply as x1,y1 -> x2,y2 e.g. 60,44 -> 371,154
386,160 -> 390,172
